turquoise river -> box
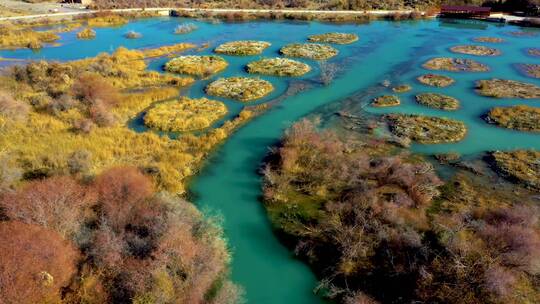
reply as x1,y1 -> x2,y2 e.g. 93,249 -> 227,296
2,16 -> 540,303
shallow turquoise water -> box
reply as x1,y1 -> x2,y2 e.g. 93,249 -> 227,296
3,17 -> 540,303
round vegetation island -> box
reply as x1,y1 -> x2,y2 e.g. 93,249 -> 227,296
527,48 -> 540,57
490,150 -> 540,191
423,57 -> 489,72
417,74 -> 455,87
76,28 -> 96,39
486,105 -> 540,132
415,93 -> 459,111
450,45 -> 500,56
246,58 -> 311,77
476,79 -> 540,99
516,63 -> 540,79
372,95 -> 400,107
473,36 -> 505,43
385,114 -> 467,144
308,32 -> 359,44
214,40 -> 271,56
164,55 -> 228,77
144,97 -> 227,132
280,43 -> 338,60
392,84 -> 412,93
206,77 -> 274,102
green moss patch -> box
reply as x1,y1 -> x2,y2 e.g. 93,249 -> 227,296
450,45 -> 500,56
308,32 -> 359,44
385,114 -> 467,144
416,93 -> 459,111
490,150 -> 540,191
206,77 -> 274,102
476,79 -> 540,99
486,105 -> 540,132
417,74 -> 455,87
144,97 -> 227,132
423,57 -> 489,72
246,58 -> 311,77
392,84 -> 412,93
164,55 -> 228,77
280,43 -> 338,60
473,37 -> 504,43
76,28 -> 96,40
516,64 -> 540,79
372,95 -> 400,107
214,40 -> 271,56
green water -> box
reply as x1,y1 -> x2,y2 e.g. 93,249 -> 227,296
3,17 -> 540,303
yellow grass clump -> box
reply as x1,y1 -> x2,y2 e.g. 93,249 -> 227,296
486,105 -> 540,132
280,43 -> 338,60
0,23 -> 59,49
308,32 -> 359,44
76,28 -> 96,40
86,14 -> 128,27
144,97 -> 228,132
215,40 -> 271,56
206,77 -> 274,102
164,55 -> 228,77
246,58 -> 311,77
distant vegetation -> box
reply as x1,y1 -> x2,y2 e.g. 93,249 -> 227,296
262,120 -> 540,304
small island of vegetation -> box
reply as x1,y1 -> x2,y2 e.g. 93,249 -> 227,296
392,84 -> 412,93
371,95 -> 400,107
516,63 -> 540,78
215,40 -> 271,56
246,58 -> 311,77
206,77 -> 274,102
417,73 -> 455,87
385,114 -> 467,143
164,55 -> 228,77
473,36 -> 505,43
486,105 -> 540,132
280,43 -> 338,60
308,32 -> 359,44
450,45 -> 500,56
423,57 -> 489,72
490,150 -> 540,191
76,27 -> 96,40
476,79 -> 540,98
416,93 -> 460,110
144,97 -> 228,132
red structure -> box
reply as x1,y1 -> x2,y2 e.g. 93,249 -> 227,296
440,5 -> 492,18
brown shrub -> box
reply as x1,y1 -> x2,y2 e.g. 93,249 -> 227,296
93,166 -> 154,231
72,72 -> 119,107
0,221 -> 79,304
0,176 -> 94,238
0,90 -> 29,121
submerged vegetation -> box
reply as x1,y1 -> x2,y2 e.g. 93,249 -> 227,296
526,48 -> 540,57
486,105 -> 540,132
450,45 -> 500,56
206,77 -> 274,102
392,84 -> 412,93
214,40 -> 270,56
164,55 -> 228,77
308,32 -> 359,44
416,93 -> 460,110
76,27 -> 96,40
263,121 -> 540,304
490,150 -> 540,190
423,57 -> 489,72
280,43 -> 338,60
516,63 -> 540,78
417,73 -> 455,87
247,58 -> 311,77
385,114 -> 467,143
174,22 -> 198,34
371,95 -> 400,107
474,36 -> 504,43
144,97 -> 228,132
476,79 -> 540,98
